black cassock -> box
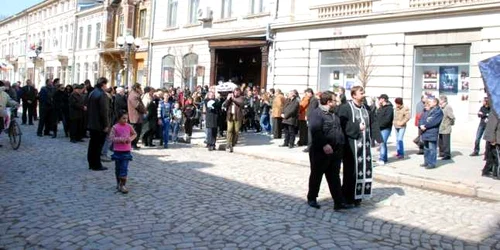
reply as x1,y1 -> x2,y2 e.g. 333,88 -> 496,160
338,101 -> 373,203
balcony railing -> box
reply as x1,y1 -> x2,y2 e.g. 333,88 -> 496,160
409,0 -> 493,8
312,0 -> 373,19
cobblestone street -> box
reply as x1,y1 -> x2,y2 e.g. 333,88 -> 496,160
1,125 -> 499,250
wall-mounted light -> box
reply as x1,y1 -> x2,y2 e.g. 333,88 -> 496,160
395,42 -> 398,47
239,58 -> 243,64
252,57 -> 256,63
369,43 -> 373,48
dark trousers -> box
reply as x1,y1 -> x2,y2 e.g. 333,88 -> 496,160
206,127 -> 218,147
438,133 -> 451,158
483,144 -> 499,175
131,123 -> 143,147
298,120 -> 308,146
184,119 -> 194,137
22,102 -> 35,124
37,107 -> 55,135
307,150 -> 343,204
283,124 -> 296,147
69,118 -> 83,140
474,123 -> 486,154
307,126 -> 312,150
142,125 -> 157,146
272,117 -> 283,139
342,145 -> 357,204
87,129 -> 106,169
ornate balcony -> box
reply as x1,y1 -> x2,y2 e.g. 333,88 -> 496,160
409,0 -> 494,8
312,0 -> 373,19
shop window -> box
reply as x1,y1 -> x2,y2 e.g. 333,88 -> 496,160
412,45 -> 471,116
318,50 -> 358,92
162,55 -> 175,88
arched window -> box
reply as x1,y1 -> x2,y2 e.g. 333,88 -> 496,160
183,53 -> 200,91
161,55 -> 175,88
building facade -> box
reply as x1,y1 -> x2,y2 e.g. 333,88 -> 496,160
269,0 -> 500,144
0,0 -> 77,89
150,0 -> 277,90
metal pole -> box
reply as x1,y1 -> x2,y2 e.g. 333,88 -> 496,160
125,45 -> 130,89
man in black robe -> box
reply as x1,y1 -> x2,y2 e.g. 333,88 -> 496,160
338,86 -> 375,206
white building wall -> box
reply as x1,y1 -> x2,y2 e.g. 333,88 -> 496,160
271,7 -> 500,145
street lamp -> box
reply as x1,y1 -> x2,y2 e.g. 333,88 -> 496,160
117,35 -> 142,89
28,44 -> 43,87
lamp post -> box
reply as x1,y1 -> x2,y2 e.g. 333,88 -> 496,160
28,44 -> 42,88
117,35 -> 142,89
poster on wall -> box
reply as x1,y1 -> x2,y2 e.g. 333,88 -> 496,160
439,66 -> 459,94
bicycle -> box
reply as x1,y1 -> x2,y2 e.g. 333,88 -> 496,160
5,108 -> 22,150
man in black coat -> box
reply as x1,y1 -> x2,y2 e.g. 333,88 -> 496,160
69,84 -> 86,143
37,79 -> 56,137
307,91 -> 353,211
21,79 -> 37,125
205,91 -> 221,151
280,90 -> 299,148
304,88 -> 319,153
114,87 -> 127,123
86,77 -> 110,171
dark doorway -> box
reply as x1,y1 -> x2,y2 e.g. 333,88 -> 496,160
215,47 -> 262,88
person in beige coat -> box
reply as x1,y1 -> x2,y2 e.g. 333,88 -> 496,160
393,98 -> 410,158
438,95 -> 455,160
127,84 -> 147,149
271,89 -> 286,139
0,84 -> 19,147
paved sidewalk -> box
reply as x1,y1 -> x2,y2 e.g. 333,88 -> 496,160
189,128 -> 500,201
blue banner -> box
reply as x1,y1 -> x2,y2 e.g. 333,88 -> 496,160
479,54 -> 500,117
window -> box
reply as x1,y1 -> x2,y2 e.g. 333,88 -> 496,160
318,50 -> 357,92
64,25 -> 68,49
138,10 -> 147,37
78,27 -> 83,49
93,62 -> 98,83
161,55 -> 175,88
167,0 -> 178,27
47,30 -> 51,51
75,63 -> 80,84
95,23 -> 101,48
189,0 -> 199,24
183,53 -> 199,90
250,0 -> 265,14
58,27 -> 63,50
84,62 -> 89,81
118,15 -> 124,36
412,45 -> 471,116
69,24 -> 73,49
87,25 -> 92,48
221,0 -> 232,18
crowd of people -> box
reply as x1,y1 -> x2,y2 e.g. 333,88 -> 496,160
0,77 -> 496,198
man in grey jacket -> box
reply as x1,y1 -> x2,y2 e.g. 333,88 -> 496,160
438,95 -> 455,160
482,110 -> 500,177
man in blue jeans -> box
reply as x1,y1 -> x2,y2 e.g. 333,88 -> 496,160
470,97 -> 490,157
376,94 -> 394,165
419,97 -> 444,169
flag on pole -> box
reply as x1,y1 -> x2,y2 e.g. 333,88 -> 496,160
479,54 -> 500,117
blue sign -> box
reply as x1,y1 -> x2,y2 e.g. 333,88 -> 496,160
479,54 -> 500,117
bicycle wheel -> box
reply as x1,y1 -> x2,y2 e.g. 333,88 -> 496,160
9,120 -> 22,150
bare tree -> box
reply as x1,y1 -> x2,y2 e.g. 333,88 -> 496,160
342,43 -> 375,88
171,47 -> 189,88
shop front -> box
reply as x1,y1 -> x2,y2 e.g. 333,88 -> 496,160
412,45 -> 471,121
